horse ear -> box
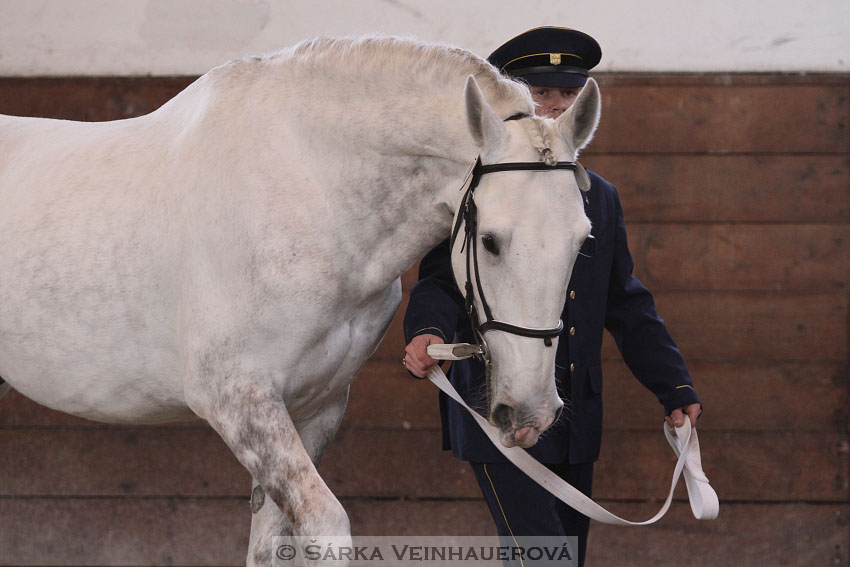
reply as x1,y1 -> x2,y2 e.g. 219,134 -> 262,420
464,75 -> 505,150
556,78 -> 601,151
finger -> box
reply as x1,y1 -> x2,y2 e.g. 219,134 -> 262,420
406,341 -> 430,362
409,341 -> 428,359
407,349 -> 434,369
404,348 -> 436,377
685,404 -> 701,427
409,366 -> 428,379
404,357 -> 428,378
410,336 -> 439,364
414,351 -> 437,367
670,408 -> 685,427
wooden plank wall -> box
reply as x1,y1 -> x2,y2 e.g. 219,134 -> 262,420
0,74 -> 847,566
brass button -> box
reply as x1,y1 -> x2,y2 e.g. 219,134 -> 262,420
570,363 -> 575,372
569,327 -> 576,336
569,290 -> 576,299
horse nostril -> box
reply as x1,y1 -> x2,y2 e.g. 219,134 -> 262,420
492,403 -> 512,429
552,403 -> 564,425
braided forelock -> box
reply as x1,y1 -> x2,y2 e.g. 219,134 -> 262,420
521,117 -> 558,165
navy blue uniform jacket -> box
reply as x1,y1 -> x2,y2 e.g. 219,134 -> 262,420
403,170 -> 701,465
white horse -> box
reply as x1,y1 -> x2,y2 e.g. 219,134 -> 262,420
0,36 -> 599,565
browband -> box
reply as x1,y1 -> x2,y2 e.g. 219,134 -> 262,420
477,161 -> 577,174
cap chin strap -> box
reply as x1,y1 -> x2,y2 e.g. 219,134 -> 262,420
449,155 -> 585,368
510,65 -> 588,78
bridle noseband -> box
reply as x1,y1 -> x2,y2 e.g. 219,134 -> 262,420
450,136 -> 589,368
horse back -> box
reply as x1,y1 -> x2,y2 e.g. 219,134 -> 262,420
0,111 -> 193,420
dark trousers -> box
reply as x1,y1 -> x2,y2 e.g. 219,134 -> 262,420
470,460 -> 594,567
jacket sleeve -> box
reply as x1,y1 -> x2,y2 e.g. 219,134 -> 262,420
403,238 -> 466,344
603,189 -> 702,415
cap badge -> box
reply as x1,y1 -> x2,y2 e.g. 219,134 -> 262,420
549,53 -> 562,65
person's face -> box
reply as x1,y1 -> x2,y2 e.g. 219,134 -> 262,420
528,85 -> 581,119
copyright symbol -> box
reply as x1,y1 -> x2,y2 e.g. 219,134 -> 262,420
276,544 -> 297,560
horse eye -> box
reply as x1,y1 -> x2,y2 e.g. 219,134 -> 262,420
482,234 -> 499,255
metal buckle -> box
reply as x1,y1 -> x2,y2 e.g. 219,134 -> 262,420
578,234 -> 596,258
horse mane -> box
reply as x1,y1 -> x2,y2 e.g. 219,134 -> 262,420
219,34 -> 535,120
296,35 -> 532,115
189,35 -> 558,164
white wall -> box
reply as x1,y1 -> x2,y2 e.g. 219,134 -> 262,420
1,0 -> 847,76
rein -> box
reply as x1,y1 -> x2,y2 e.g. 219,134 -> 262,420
425,359 -> 719,525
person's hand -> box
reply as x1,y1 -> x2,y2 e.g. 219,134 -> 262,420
403,334 -> 444,378
666,403 -> 702,429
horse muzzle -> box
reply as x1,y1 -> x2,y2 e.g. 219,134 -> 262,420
490,399 -> 563,449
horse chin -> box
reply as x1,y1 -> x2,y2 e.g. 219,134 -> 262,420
498,425 -> 542,449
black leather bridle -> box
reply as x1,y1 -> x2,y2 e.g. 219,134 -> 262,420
449,146 -> 591,368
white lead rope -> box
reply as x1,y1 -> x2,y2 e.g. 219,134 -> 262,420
425,344 -> 719,525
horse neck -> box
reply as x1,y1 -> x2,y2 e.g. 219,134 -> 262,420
175,56 -> 487,297
262,69 -> 479,293
322,134 -> 472,295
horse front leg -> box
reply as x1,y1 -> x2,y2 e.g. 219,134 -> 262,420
247,387 -> 351,566
191,375 -> 350,566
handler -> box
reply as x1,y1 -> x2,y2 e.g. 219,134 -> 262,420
402,27 -> 702,566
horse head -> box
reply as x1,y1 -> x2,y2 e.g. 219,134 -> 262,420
451,75 -> 601,449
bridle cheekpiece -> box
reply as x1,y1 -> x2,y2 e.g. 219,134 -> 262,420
450,120 -> 590,369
